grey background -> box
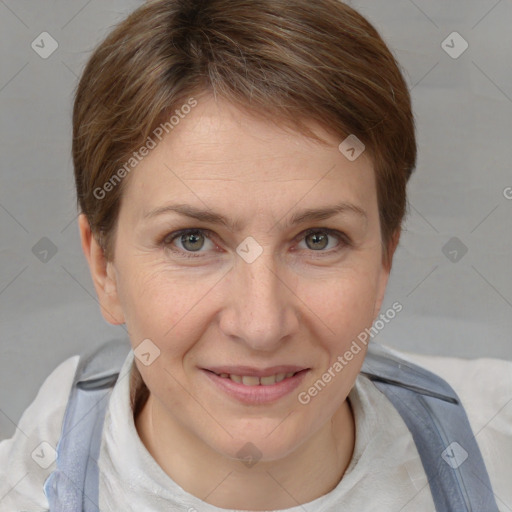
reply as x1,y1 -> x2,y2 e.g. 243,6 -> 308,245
1,0 -> 511,440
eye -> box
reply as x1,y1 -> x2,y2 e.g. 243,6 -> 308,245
295,228 -> 348,253
162,228 -> 217,257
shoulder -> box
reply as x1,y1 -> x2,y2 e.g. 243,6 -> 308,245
0,354 -> 79,511
382,344 -> 512,508
383,344 -> 512,431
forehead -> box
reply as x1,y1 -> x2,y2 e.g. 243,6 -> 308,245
121,94 -> 378,223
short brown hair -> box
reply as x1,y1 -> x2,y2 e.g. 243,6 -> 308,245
73,0 -> 416,268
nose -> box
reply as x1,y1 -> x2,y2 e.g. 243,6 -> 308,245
218,249 -> 300,352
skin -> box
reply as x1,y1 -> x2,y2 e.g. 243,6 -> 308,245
79,93 -> 400,510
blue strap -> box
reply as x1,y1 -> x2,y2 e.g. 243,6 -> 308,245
361,342 -> 499,512
43,339 -> 130,511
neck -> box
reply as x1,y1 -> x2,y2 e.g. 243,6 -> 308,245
134,394 -> 355,510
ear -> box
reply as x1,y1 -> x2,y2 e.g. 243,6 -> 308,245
78,213 -> 125,325
373,227 -> 401,320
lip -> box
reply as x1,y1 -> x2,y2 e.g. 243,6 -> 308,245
201,368 -> 310,405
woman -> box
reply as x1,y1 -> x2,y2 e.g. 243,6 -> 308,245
1,1 -> 510,510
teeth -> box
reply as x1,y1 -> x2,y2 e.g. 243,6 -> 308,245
242,376 -> 260,386
260,375 -> 277,386
216,371 -> 299,385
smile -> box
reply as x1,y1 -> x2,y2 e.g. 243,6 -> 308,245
210,370 -> 300,386
202,368 -> 310,405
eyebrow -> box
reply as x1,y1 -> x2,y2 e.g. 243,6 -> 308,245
143,202 -> 368,231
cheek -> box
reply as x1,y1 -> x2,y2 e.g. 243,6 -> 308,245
298,266 -> 381,341
117,263 -> 196,332
123,269 -> 205,405
294,273 -> 377,426
116,265 -> 220,379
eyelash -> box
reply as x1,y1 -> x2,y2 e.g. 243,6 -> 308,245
159,227 -> 351,259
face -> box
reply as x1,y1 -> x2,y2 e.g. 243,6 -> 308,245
83,93 -> 394,463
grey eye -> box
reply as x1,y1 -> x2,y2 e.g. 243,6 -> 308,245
304,231 -> 330,251
180,230 -> 205,251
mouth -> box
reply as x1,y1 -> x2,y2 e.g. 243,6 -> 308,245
201,367 -> 310,405
205,369 -> 304,386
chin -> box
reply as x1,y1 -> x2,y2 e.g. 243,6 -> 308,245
206,421 -> 307,464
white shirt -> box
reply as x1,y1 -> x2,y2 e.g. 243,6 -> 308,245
1,344 -> 511,511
